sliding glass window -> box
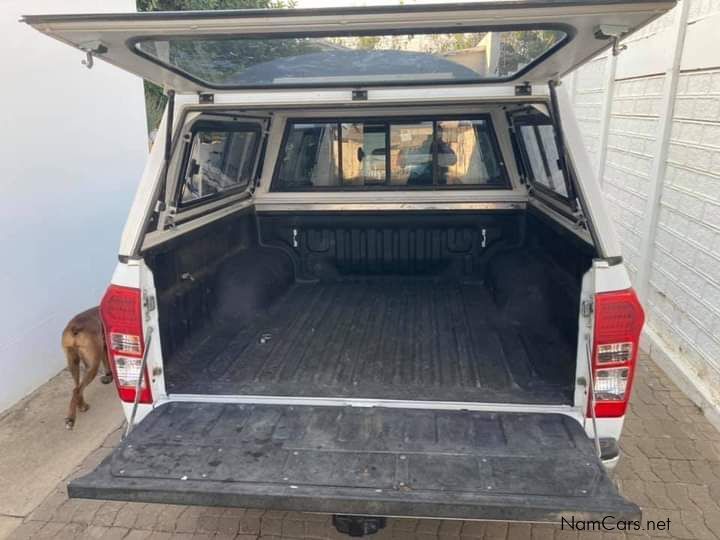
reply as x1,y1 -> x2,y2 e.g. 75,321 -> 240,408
273,116 -> 509,190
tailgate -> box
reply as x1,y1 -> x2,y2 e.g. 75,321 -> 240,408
69,403 -> 638,522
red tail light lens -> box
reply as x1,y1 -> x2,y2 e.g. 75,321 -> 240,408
100,285 -> 152,404
591,289 -> 644,417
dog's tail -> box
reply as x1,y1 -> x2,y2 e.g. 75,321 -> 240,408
62,322 -> 86,349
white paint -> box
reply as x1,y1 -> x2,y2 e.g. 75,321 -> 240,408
211,84 -> 548,105
613,21 -> 675,80
643,327 -> 720,430
160,394 -> 578,414
119,105 -> 170,257
594,261 -> 633,293
25,2 -> 674,93
569,0 -> 720,428
557,85 -> 623,259
680,9 -> 720,71
139,259 -> 166,404
0,0 -> 147,413
635,0 -> 691,303
121,401 -> 154,425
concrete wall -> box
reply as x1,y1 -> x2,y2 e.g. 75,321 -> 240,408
567,0 -> 720,427
0,0 -> 147,413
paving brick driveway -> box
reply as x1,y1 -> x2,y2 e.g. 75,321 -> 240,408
9,355 -> 720,540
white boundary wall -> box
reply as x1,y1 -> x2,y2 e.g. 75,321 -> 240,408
567,0 -> 720,428
0,0 -> 147,413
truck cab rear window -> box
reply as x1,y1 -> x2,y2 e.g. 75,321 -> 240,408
272,116 -> 509,190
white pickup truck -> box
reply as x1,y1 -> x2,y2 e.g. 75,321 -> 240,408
25,0 -> 673,535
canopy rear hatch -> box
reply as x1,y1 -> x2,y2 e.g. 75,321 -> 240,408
24,0 -> 674,93
69,403 -> 639,522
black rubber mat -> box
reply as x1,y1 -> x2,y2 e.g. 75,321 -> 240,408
69,402 -> 639,521
165,280 -> 574,403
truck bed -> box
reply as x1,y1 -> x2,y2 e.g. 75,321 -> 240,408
165,279 -> 575,404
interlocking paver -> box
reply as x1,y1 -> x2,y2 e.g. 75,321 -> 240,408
280,517 -> 305,538
174,508 -> 202,534
78,524 -> 111,539
507,523 -> 530,540
155,506 -> 185,533
146,532 -> 172,540
114,503 -> 143,529
32,521 -> 67,539
124,530 -> 153,540
480,522 -> 507,539
705,512 -> 720,537
7,354 -> 720,540
8,521 -> 45,540
93,502 -> 126,528
102,526 -> 132,539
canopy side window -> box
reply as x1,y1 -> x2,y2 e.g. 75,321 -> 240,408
511,112 -> 576,206
176,121 -> 261,209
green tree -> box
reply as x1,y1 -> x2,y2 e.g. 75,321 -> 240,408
136,0 -> 295,132
496,30 -> 564,76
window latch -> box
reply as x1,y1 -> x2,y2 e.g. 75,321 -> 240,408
514,82 -> 532,96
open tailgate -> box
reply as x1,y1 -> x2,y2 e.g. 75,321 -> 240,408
23,1 -> 674,93
70,403 -> 638,522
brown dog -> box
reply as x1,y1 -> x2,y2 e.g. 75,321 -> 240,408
61,307 -> 113,429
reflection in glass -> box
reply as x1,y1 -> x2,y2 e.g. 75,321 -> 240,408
180,129 -> 258,204
136,29 -> 566,87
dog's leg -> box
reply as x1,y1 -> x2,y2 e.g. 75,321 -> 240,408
100,349 -> 113,385
76,359 -> 100,414
65,347 -> 81,430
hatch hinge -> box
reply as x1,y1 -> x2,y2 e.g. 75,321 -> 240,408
514,82 -> 532,96
581,298 -> 594,319
199,93 -> 214,104
594,24 -> 630,56
79,40 -> 108,69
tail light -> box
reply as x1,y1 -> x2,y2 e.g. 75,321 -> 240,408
591,289 -> 644,417
100,285 -> 152,404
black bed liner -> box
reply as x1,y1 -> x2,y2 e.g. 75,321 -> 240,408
69,402 -> 638,522
165,279 -> 575,403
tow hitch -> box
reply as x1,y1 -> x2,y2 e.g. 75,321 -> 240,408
332,515 -> 387,537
